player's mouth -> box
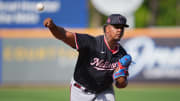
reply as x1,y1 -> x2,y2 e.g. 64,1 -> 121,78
116,34 -> 122,38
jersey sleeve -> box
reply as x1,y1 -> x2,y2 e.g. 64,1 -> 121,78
74,33 -> 96,51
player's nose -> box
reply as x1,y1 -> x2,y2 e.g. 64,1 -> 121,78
116,28 -> 122,32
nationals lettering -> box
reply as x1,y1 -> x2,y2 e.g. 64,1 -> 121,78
90,57 -> 117,70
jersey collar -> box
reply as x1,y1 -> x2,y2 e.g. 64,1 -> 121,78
104,36 -> 119,54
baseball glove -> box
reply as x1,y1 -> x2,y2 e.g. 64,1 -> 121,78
113,54 -> 132,80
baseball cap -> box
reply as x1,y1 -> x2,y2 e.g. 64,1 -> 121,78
105,14 -> 129,27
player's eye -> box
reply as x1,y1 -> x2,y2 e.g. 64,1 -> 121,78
113,25 -> 124,29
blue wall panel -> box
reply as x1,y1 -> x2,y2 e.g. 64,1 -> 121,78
0,0 -> 88,28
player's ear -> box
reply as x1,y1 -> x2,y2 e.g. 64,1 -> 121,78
105,25 -> 111,33
103,25 -> 107,33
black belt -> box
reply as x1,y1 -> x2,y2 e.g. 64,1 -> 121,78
73,83 -> 97,94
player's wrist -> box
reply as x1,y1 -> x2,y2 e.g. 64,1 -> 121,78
115,77 -> 128,88
113,68 -> 126,80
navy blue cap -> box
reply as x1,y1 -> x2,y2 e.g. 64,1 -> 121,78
105,14 -> 129,27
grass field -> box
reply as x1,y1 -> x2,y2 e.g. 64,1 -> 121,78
0,84 -> 180,101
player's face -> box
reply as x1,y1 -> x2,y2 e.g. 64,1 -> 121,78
107,25 -> 124,41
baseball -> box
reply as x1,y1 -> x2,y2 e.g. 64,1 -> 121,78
36,3 -> 44,11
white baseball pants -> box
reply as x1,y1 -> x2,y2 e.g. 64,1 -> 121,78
70,78 -> 115,101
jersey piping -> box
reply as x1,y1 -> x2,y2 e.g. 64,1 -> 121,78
103,36 -> 119,54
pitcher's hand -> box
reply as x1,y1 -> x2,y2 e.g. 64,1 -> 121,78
43,18 -> 56,28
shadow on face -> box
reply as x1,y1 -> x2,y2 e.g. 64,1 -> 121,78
105,24 -> 125,41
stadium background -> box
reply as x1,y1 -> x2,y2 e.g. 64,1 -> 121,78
0,0 -> 180,101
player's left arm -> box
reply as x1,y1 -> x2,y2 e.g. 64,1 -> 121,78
113,54 -> 132,88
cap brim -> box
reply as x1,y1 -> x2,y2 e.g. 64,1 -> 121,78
104,24 -> 129,28
124,24 -> 129,27
111,24 -> 129,27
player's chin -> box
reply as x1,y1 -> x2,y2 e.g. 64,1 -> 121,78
114,36 -> 121,41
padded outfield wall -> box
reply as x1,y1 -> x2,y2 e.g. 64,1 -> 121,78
0,28 -> 180,86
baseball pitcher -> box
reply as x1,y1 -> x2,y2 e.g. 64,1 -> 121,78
44,14 -> 132,101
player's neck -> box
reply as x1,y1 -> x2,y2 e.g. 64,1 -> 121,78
109,41 -> 118,50
104,36 -> 119,50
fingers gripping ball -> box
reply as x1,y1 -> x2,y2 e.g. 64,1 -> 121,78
113,54 -> 132,80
